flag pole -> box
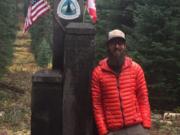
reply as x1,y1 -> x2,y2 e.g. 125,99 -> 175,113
83,5 -> 87,23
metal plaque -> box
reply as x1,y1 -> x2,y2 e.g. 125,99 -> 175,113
57,0 -> 81,20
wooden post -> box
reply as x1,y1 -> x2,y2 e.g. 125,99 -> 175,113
63,22 -> 97,135
31,70 -> 62,135
52,0 -> 84,71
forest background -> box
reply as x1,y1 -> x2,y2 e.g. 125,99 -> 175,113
0,0 -> 180,129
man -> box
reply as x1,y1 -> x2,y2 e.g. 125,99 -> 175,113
91,29 -> 151,135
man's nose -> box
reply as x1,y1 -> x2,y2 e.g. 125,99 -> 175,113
115,43 -> 120,48
115,44 -> 122,48
115,44 -> 125,51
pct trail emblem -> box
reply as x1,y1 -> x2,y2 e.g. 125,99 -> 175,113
57,0 -> 80,20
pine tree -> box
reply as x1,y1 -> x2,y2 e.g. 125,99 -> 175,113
37,38 -> 52,67
0,0 -> 17,77
29,0 -> 53,66
95,0 -> 136,61
133,0 -> 180,109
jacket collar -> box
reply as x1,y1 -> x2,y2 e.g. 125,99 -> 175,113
99,56 -> 132,73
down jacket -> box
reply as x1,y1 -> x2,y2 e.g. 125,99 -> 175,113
91,57 -> 151,135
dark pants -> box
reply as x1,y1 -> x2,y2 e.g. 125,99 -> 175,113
108,124 -> 149,135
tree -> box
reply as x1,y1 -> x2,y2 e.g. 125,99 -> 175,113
0,0 -> 17,77
133,0 -> 180,109
29,0 -> 53,67
37,38 -> 52,67
94,0 -> 180,110
30,0 -> 53,66
94,0 -> 136,62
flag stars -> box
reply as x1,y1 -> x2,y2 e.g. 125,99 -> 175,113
32,0 -> 38,5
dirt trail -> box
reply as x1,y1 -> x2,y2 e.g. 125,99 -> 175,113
0,22 -> 41,135
1,31 -> 41,91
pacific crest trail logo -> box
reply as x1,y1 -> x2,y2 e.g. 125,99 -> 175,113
57,0 -> 80,20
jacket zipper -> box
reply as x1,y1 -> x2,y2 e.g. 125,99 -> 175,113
115,74 -> 125,127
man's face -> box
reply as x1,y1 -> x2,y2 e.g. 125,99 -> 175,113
107,37 -> 126,58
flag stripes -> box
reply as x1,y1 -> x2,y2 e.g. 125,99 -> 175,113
23,0 -> 50,32
86,0 -> 97,23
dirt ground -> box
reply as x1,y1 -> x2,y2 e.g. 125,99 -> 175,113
0,28 -> 43,135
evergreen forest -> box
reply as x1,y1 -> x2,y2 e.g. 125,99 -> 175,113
23,0 -> 180,110
0,0 -> 180,134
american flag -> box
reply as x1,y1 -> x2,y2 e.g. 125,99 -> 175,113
23,0 -> 50,32
86,0 -> 97,23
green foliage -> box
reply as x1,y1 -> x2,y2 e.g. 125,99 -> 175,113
0,90 -> 30,130
27,0 -> 180,109
29,0 -> 53,67
2,107 -> 26,127
95,0 -> 136,60
133,0 -> 180,107
37,38 -> 52,67
0,0 -> 18,77
95,0 -> 180,109
174,106 -> 180,113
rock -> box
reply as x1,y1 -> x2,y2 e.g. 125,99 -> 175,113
163,112 -> 180,121
0,111 -> 5,117
152,113 -> 162,120
159,120 -> 173,125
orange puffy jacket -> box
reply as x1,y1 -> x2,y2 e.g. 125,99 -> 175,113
91,57 -> 151,135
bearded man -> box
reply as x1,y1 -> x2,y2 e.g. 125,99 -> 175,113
91,29 -> 151,135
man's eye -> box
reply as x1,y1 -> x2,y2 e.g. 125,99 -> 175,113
113,41 -> 120,45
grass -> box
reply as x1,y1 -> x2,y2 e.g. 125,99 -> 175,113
0,29 -> 40,135
0,87 -> 30,134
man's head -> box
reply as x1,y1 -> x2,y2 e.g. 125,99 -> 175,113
108,29 -> 125,42
107,29 -> 127,71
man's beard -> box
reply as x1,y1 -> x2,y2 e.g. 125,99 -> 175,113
107,49 -> 126,72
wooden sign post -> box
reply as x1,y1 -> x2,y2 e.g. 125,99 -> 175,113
52,0 -> 84,71
31,1 -> 97,135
